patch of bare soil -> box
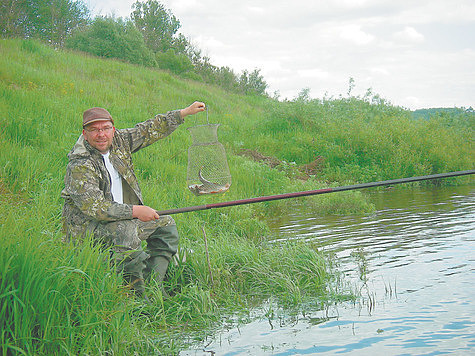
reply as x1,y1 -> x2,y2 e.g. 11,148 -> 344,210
0,178 -> 27,206
298,155 -> 326,177
238,149 -> 282,168
237,149 -> 325,180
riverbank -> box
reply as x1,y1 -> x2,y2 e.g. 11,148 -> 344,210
0,39 -> 473,354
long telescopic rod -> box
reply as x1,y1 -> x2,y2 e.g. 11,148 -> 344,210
155,170 -> 474,216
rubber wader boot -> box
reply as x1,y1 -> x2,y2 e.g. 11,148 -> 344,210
144,256 -> 169,282
124,274 -> 146,297
143,225 -> 179,298
143,255 -> 171,298
120,250 -> 148,298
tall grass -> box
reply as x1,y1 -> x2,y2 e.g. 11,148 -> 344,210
1,38 -> 472,354
249,96 -> 473,183
0,184 -> 159,354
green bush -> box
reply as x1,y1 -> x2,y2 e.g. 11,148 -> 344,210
66,17 -> 156,67
156,48 -> 193,74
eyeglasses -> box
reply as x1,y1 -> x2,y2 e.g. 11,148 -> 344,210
85,126 -> 114,134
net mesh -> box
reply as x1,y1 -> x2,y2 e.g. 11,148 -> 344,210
186,124 -> 231,196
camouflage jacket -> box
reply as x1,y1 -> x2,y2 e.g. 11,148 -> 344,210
61,110 -> 184,240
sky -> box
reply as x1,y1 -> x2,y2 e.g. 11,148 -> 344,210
86,0 -> 475,110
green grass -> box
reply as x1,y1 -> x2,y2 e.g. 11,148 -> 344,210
1,38 -> 473,354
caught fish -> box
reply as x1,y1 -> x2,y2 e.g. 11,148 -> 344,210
188,167 -> 230,196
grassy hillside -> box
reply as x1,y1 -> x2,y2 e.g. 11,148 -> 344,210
1,38 -> 473,354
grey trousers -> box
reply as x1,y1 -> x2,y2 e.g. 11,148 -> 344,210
94,215 -> 179,293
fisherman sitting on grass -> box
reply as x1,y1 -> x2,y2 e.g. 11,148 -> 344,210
61,102 -> 206,300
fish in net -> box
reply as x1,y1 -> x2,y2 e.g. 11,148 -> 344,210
187,122 -> 231,196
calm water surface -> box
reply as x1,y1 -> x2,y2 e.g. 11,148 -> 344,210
181,185 -> 475,355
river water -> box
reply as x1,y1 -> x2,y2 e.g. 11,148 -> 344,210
181,185 -> 475,355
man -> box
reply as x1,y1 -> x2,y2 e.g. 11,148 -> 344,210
61,101 -> 206,298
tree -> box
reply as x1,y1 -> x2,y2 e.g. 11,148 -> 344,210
40,0 -> 89,46
239,69 -> 268,95
0,0 -> 28,37
131,0 -> 181,53
216,66 -> 239,91
0,0 -> 89,46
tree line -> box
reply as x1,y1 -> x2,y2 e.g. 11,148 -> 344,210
0,0 -> 268,96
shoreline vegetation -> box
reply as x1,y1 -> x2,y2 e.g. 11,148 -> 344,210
1,39 -> 473,354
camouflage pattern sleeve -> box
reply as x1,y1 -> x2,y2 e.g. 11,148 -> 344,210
120,110 -> 184,153
64,158 -> 133,221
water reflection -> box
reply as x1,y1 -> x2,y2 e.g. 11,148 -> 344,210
181,185 -> 475,355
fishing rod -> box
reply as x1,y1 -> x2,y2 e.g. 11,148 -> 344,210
155,170 -> 475,216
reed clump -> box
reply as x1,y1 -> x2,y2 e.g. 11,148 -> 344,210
1,39 -> 472,354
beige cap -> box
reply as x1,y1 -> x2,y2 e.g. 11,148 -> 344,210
83,107 -> 114,127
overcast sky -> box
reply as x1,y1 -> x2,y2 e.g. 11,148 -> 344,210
86,0 -> 475,110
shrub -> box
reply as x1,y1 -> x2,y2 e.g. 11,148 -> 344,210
66,17 -> 156,67
156,48 -> 193,74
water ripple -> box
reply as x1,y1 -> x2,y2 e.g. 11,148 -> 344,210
182,186 -> 475,355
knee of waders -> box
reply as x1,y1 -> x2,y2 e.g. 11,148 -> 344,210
147,224 -> 180,255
